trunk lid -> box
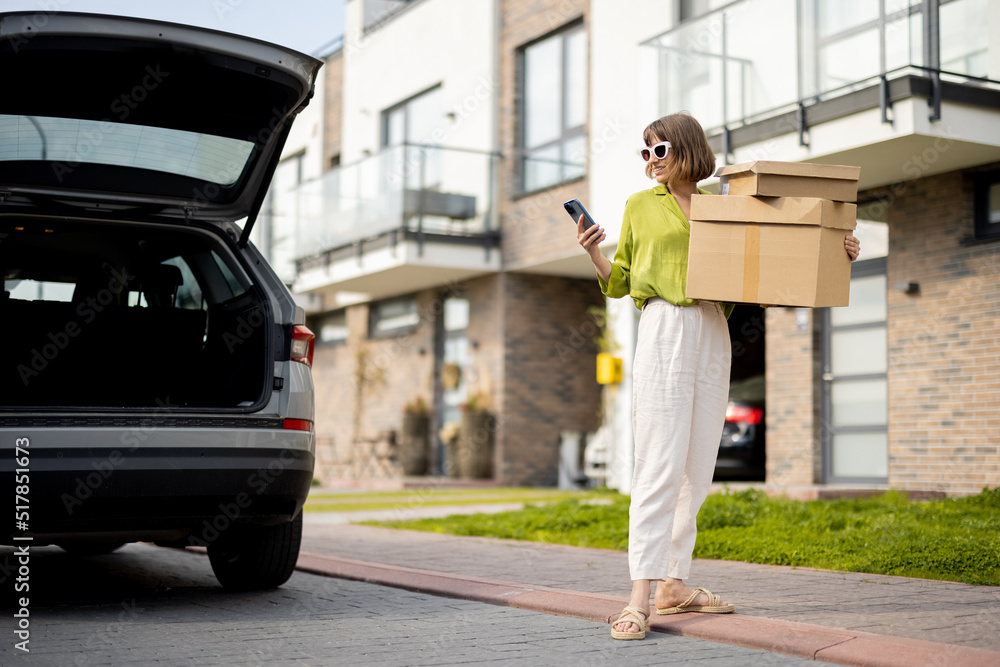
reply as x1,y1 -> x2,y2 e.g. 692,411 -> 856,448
0,11 -> 321,237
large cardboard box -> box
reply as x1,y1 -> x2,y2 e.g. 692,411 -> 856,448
717,161 -> 861,202
686,195 -> 857,307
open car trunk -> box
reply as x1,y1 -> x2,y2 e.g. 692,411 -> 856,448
0,218 -> 270,410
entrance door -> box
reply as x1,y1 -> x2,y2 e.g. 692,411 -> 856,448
433,296 -> 470,474
820,204 -> 889,483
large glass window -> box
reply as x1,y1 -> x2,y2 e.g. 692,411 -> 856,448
265,152 -> 305,283
940,0 -> 989,76
519,24 -> 587,193
383,86 -> 444,190
316,310 -> 349,345
370,296 -> 420,337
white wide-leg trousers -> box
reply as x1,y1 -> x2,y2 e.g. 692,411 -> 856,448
628,298 -> 731,582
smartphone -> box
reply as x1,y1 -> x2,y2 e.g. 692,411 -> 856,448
563,199 -> 596,231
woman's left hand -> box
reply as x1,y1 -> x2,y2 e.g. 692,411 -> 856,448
845,234 -> 861,262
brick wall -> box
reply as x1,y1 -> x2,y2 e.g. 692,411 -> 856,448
886,166 -> 1000,495
311,290 -> 437,453
764,166 -> 1000,495
499,0 -> 590,271
765,307 -> 819,486
322,50 -> 343,168
499,273 -> 604,485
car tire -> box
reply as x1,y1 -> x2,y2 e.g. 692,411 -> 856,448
57,540 -> 129,555
207,512 -> 302,591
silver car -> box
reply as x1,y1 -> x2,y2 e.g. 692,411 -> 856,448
1,12 -> 319,590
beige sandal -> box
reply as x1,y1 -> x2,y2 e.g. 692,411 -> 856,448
656,587 -> 734,615
610,606 -> 649,640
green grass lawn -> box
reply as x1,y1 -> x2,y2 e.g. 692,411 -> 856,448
304,487 -> 617,513
364,486 -> 1000,586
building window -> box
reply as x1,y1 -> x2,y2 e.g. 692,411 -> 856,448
315,310 -> 349,346
264,151 -> 305,284
382,85 -> 443,189
974,171 -> 1000,241
370,296 -> 420,337
519,23 -> 587,193
809,0 -> 987,97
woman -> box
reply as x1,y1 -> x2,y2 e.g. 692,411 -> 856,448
576,112 -> 861,641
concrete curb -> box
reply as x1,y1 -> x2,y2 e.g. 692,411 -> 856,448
296,551 -> 1000,667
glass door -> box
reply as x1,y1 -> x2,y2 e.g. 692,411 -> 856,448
821,205 -> 889,483
433,296 -> 470,474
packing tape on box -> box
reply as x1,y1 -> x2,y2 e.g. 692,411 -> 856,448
743,226 -> 760,303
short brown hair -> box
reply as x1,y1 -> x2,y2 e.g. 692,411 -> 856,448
642,112 -> 716,182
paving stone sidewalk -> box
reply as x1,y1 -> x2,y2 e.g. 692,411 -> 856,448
301,518 -> 1000,653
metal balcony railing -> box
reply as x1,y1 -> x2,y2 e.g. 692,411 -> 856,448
265,143 -> 499,273
641,0 -> 995,139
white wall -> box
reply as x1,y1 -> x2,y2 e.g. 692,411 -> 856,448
341,0 -> 496,163
282,65 -> 327,183
589,0 -> 679,494
589,0 -> 674,245
249,43 -> 328,257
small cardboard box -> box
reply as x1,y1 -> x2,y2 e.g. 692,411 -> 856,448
717,161 -> 861,202
686,195 -> 857,307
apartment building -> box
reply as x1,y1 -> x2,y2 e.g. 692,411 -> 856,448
259,0 -> 1000,494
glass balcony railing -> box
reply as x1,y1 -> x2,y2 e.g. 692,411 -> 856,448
262,143 -> 498,279
641,0 -> 994,134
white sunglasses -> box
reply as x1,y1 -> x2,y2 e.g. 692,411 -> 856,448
639,140 -> 671,161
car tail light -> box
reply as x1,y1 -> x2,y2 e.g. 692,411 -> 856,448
725,404 -> 763,425
290,325 -> 315,367
283,418 -> 313,432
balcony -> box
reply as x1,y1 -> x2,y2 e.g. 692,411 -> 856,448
277,143 -> 500,310
640,0 -> 1000,189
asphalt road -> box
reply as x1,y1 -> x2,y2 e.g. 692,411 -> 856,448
0,543 -> 816,666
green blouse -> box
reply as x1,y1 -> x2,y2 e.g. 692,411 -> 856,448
597,183 -> 734,319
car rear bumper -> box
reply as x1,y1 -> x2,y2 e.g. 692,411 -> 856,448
2,422 -> 314,545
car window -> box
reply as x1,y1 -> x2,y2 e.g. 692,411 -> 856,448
161,256 -> 205,310
4,279 -> 75,301
210,250 -> 249,299
0,114 -> 254,186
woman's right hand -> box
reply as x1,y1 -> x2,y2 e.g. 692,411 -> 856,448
577,215 -> 606,259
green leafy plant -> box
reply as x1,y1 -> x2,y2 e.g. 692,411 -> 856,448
404,396 -> 428,415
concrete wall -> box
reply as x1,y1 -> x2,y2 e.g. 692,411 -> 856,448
342,0 -> 496,162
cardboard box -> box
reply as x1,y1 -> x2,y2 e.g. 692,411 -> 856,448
686,195 -> 857,307
717,161 -> 861,202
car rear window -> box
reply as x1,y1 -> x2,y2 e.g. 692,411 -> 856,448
0,114 -> 254,185
4,279 -> 74,302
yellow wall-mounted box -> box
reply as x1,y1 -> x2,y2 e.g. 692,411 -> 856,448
596,353 -> 622,385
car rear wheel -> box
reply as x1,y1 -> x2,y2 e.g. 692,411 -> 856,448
207,512 -> 302,591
